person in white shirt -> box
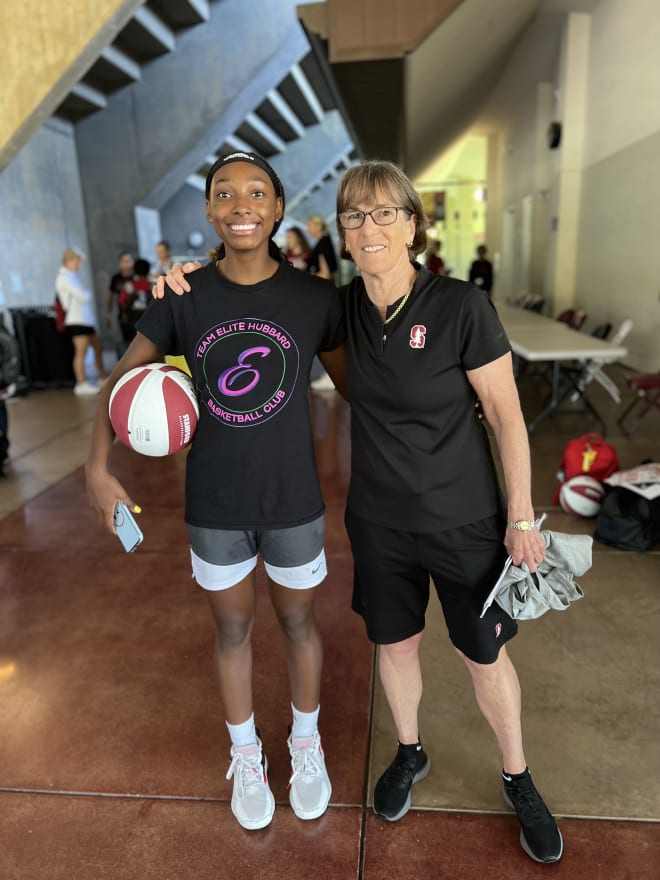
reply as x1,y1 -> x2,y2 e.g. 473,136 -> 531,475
153,240 -> 173,277
55,248 -> 108,396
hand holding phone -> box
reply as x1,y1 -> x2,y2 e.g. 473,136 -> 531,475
113,501 -> 143,553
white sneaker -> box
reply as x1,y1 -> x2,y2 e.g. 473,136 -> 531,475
288,731 -> 332,820
73,382 -> 100,396
225,738 -> 275,830
310,373 -> 335,391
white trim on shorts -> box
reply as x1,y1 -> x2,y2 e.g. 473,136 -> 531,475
190,547 -> 327,592
265,548 -> 327,589
190,549 -> 258,591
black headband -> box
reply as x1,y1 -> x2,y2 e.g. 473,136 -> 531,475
205,151 -> 285,237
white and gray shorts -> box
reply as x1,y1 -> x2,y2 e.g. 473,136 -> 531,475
187,515 -> 326,591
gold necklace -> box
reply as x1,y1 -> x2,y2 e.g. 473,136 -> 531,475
383,272 -> 417,325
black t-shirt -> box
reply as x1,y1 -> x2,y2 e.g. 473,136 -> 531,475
110,272 -> 136,299
308,234 -> 338,276
343,266 -> 511,532
136,261 -> 345,530
469,258 -> 493,293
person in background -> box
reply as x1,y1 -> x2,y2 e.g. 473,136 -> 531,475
0,314 -> 18,475
107,251 -> 135,326
306,215 -> 338,281
306,216 -> 339,390
56,248 -> 107,396
425,239 -> 446,275
0,397 -> 8,476
92,151 -> 346,833
285,226 -> 312,271
335,161 -> 562,865
469,244 -> 494,297
116,258 -> 152,343
153,241 -> 173,277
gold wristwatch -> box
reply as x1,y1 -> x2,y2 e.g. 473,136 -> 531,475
506,518 -> 535,531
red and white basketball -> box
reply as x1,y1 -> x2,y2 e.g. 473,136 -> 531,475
559,474 -> 605,517
109,363 -> 199,456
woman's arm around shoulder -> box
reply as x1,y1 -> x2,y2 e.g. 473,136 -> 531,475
152,261 -> 203,298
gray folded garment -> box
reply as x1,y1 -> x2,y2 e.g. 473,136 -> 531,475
488,530 -> 592,620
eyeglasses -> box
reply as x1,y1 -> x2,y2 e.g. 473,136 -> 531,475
338,206 -> 412,230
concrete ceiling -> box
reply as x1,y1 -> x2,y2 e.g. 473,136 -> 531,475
44,0 -> 602,228
324,0 -> 601,178
50,1 -> 360,228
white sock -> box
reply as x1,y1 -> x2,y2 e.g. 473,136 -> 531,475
226,713 -> 257,749
291,703 -> 319,740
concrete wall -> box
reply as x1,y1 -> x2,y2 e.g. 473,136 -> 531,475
574,0 -> 660,371
474,13 -> 562,306
0,119 -> 95,318
478,0 -> 660,371
1,0 -> 141,170
74,0 -> 311,313
160,187 -> 213,262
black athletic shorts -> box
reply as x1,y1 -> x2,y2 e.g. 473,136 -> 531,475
67,324 -> 95,337
345,507 -> 518,664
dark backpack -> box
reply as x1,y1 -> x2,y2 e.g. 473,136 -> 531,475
594,485 -> 660,552
53,295 -> 67,333
0,326 -> 20,389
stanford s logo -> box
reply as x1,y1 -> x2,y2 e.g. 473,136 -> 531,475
409,324 -> 427,349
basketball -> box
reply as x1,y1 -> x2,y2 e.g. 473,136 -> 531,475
109,363 -> 199,456
559,474 -> 605,517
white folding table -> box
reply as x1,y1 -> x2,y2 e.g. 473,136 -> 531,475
496,306 -> 628,434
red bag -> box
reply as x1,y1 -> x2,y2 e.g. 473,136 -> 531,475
553,432 -> 619,504
53,295 -> 67,333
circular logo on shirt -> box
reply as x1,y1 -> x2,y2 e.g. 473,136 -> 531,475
195,319 -> 299,427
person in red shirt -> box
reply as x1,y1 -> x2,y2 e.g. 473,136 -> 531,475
285,226 -> 312,271
425,239 -> 445,275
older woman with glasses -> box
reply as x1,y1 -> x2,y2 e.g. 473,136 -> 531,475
336,161 -> 561,865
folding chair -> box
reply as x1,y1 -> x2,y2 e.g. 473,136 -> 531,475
617,373 -> 660,435
569,319 -> 633,404
570,310 -> 587,331
556,308 -> 587,331
526,298 -> 545,313
591,322 -> 612,340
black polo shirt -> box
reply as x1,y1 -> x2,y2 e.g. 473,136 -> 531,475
344,265 -> 511,532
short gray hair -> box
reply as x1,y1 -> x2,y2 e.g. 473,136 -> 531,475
336,161 -> 428,260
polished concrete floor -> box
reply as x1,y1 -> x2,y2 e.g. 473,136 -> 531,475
1,363 -> 659,879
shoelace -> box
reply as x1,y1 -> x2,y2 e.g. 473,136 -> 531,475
382,752 -> 419,788
226,749 -> 266,798
508,782 -> 551,824
289,737 -> 324,787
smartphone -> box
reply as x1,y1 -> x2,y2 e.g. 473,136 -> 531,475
113,501 -> 143,553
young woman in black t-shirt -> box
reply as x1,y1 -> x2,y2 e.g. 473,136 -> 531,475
86,153 -> 345,833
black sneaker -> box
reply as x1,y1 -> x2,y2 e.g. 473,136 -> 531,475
373,742 -> 431,821
502,769 -> 563,863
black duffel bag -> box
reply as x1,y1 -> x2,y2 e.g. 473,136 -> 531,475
594,485 -> 660,552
